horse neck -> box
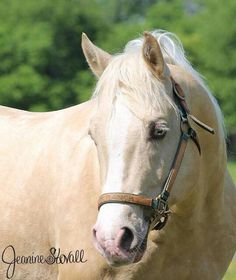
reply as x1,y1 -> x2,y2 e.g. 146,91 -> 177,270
181,132 -> 226,222
178,71 -> 227,225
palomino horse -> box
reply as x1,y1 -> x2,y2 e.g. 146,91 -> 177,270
0,30 -> 235,280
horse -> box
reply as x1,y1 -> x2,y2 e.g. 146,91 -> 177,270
0,30 -> 235,280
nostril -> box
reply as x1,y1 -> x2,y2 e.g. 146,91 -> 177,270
117,227 -> 134,251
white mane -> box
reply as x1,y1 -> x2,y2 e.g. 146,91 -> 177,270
93,30 -> 225,136
125,30 -> 203,86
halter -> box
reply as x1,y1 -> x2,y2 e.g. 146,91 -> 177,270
97,77 -> 215,230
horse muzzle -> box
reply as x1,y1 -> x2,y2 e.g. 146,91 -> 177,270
93,224 -> 148,265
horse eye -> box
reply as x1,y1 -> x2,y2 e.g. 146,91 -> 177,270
149,122 -> 168,141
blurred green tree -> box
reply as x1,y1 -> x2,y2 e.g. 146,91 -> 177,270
0,0 -> 109,111
0,0 -> 235,135
194,0 -> 236,133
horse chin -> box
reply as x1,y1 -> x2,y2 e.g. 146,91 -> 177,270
107,258 -> 132,267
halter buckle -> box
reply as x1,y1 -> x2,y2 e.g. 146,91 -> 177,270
152,191 -> 169,212
150,191 -> 171,230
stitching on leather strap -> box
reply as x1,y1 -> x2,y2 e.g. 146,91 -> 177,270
98,193 -> 153,210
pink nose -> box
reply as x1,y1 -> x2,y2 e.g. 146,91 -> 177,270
93,227 -> 134,257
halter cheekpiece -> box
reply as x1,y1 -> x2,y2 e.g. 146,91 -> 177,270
98,76 -> 215,231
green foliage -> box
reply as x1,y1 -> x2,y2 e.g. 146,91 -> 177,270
224,256 -> 236,280
0,0 -> 109,111
225,161 -> 236,279
193,0 -> 236,132
228,161 -> 236,183
0,0 -> 235,134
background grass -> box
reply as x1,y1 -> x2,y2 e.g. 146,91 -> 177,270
228,162 -> 236,183
224,161 -> 236,280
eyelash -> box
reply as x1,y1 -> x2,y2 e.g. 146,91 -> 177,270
149,122 -> 168,141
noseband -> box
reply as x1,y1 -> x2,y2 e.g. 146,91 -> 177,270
98,77 -> 215,230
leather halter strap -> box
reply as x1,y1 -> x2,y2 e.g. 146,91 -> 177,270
98,76 -> 215,230
170,77 -> 215,135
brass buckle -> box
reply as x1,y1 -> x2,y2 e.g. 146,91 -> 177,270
151,192 -> 171,230
151,207 -> 170,230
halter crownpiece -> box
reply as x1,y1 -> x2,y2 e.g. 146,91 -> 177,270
98,76 -> 215,230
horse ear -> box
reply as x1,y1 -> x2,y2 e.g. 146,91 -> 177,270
142,32 -> 168,78
81,33 -> 111,77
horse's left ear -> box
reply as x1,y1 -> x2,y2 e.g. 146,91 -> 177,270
142,32 -> 169,78
81,33 -> 111,77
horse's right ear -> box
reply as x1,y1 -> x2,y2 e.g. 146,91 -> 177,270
142,32 -> 169,78
81,33 -> 111,77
